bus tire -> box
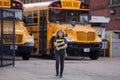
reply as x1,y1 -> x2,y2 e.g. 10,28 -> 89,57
89,52 -> 99,60
22,52 -> 30,60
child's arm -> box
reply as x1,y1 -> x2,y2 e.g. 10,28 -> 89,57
57,44 -> 67,51
57,42 -> 65,46
54,42 -> 58,47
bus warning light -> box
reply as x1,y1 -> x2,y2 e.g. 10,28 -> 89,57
81,5 -> 89,9
53,3 -> 61,7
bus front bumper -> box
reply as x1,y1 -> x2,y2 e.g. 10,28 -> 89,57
0,43 -> 34,55
67,42 -> 102,52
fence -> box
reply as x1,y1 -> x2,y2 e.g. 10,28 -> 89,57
0,9 -> 15,67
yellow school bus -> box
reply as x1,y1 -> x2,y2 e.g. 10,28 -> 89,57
24,0 -> 102,60
0,0 -> 34,60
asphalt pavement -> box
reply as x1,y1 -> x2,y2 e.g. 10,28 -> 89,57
0,57 -> 120,80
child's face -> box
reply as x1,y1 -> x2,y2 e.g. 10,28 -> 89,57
58,31 -> 63,38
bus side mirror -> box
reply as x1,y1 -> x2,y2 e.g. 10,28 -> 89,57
23,16 -> 34,25
65,33 -> 68,37
89,13 -> 91,21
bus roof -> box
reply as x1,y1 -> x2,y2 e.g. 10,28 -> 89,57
24,0 -> 89,10
24,1 -> 53,8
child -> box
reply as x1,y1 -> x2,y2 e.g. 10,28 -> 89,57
54,29 -> 67,78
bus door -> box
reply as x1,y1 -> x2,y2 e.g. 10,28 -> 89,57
39,10 -> 47,55
0,9 -> 15,67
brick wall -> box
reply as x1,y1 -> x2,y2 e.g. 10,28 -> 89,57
91,9 -> 109,17
90,0 -> 110,17
90,0 -> 109,9
90,0 -> 120,30
108,19 -> 120,30
110,6 -> 120,18
108,5 -> 120,30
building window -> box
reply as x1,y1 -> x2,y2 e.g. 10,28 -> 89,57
38,0 -> 41,2
110,0 -> 120,5
82,0 -> 90,5
20,0 -> 26,4
28,0 -> 33,3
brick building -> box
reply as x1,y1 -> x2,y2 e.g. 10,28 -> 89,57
90,0 -> 120,30
90,0 -> 120,56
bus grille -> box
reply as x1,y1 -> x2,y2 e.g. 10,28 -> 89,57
87,32 -> 95,41
76,32 -> 95,41
76,32 -> 87,41
3,34 -> 22,43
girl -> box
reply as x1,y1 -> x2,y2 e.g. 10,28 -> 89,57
54,29 -> 67,78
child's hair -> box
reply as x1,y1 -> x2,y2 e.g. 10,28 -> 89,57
56,29 -> 65,38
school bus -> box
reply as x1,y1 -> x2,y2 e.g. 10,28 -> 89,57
24,0 -> 102,60
0,0 -> 34,60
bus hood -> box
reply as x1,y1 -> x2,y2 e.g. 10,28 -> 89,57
0,21 -> 34,44
65,24 -> 96,32
0,21 -> 27,34
55,24 -> 99,42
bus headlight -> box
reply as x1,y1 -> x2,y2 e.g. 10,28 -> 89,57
97,38 -> 102,42
26,37 -> 34,43
66,38 -> 74,42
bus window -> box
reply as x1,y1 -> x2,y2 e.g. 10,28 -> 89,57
33,18 -> 38,25
40,10 -> 47,17
2,9 -> 22,21
0,11 -> 2,19
34,10 -> 38,17
49,9 -> 89,24
49,9 -> 65,22
0,11 -> 1,19
79,15 -> 89,24
28,11 -> 32,18
33,10 -> 38,25
24,11 -> 28,16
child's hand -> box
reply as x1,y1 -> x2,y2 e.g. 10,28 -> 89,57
54,42 -> 58,46
56,48 -> 60,51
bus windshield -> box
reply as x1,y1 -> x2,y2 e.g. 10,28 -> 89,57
49,9 -> 89,24
3,9 -> 23,21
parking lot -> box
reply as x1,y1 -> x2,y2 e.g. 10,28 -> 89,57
0,57 -> 120,80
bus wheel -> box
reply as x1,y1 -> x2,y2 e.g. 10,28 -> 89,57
22,52 -> 30,60
89,52 -> 99,60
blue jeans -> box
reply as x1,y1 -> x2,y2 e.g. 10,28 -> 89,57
55,52 -> 65,76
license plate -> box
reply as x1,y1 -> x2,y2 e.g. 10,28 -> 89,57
10,45 -> 18,50
84,48 -> 90,52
